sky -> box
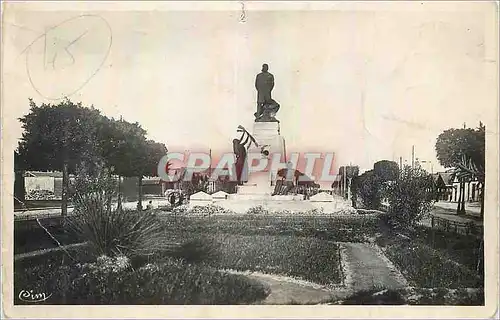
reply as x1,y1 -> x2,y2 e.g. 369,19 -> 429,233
2,2 -> 498,174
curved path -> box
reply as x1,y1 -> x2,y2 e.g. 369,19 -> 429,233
232,243 -> 408,305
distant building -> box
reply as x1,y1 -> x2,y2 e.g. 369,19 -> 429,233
432,172 -> 480,202
23,171 -> 75,199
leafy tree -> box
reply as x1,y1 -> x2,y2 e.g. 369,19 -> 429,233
374,160 -> 399,182
345,165 -> 359,204
14,151 -> 26,206
18,99 -> 105,215
385,165 -> 436,230
435,123 -> 485,216
136,140 -> 168,210
357,170 -> 383,209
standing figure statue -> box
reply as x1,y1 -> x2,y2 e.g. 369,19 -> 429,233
232,125 -> 258,185
255,64 -> 280,122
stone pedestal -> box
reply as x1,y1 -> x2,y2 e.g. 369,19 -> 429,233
234,122 -> 286,199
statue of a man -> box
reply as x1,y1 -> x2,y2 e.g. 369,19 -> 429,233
255,64 -> 274,118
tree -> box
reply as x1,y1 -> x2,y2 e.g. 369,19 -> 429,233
357,170 -> 383,209
374,160 -> 399,182
18,99 -> 105,216
98,118 -> 148,209
14,151 -> 26,207
435,123 -> 485,216
385,165 -> 436,230
136,140 -> 168,210
345,165 -> 359,203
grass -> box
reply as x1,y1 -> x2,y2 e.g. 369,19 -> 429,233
375,224 -> 483,289
383,242 -> 482,288
14,225 -> 81,255
14,209 -> 485,305
212,235 -> 343,286
338,287 -> 484,305
14,252 -> 269,305
159,214 -> 382,243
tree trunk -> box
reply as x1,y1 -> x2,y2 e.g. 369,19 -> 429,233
61,161 -> 69,216
456,180 -> 463,215
456,179 -> 466,215
106,169 -> 113,213
461,180 -> 466,214
117,175 -> 122,212
14,170 -> 26,207
137,176 -> 143,211
480,182 -> 484,218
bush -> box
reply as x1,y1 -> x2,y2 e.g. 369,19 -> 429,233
385,166 -> 435,229
172,204 -> 188,214
67,193 -> 169,259
26,189 -> 58,200
171,237 -> 221,264
188,204 -> 232,215
246,205 -> 269,215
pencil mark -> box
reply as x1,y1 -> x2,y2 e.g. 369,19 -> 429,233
22,14 -> 112,100
239,2 -> 247,23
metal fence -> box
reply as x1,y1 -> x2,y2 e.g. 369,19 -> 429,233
429,216 -> 483,238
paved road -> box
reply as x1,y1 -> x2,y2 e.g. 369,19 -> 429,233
434,201 -> 481,215
14,198 -> 171,220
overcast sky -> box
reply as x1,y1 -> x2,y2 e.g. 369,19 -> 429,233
2,2 -> 497,173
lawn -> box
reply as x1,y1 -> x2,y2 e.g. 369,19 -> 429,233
14,248 -> 270,305
375,224 -> 484,289
212,235 -> 343,286
159,213 -> 382,243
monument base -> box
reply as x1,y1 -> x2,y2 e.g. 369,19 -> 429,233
236,122 -> 285,200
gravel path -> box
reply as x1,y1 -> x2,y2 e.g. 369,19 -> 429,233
339,242 -> 408,291
227,243 -> 408,305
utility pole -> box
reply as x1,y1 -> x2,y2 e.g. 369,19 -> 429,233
343,165 -> 347,200
399,156 -> 402,169
411,145 -> 415,169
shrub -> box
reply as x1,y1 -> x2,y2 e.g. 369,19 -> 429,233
188,204 -> 231,215
246,205 -> 269,215
171,237 -> 221,264
172,204 -> 188,214
67,193 -> 169,259
385,166 -> 435,229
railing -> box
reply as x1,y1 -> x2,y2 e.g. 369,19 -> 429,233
429,216 -> 483,238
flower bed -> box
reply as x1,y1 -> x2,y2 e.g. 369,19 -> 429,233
14,253 -> 269,305
160,214 -> 383,243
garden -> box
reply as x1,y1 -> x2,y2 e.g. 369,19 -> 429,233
14,132 -> 484,305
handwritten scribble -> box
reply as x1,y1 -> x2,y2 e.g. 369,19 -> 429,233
23,14 -> 112,100
239,2 -> 247,23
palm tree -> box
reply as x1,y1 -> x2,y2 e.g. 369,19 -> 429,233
448,154 -> 485,217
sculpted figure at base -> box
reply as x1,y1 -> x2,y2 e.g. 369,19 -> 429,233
232,125 -> 258,185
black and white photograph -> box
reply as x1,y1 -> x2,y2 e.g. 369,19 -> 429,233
1,1 -> 498,318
